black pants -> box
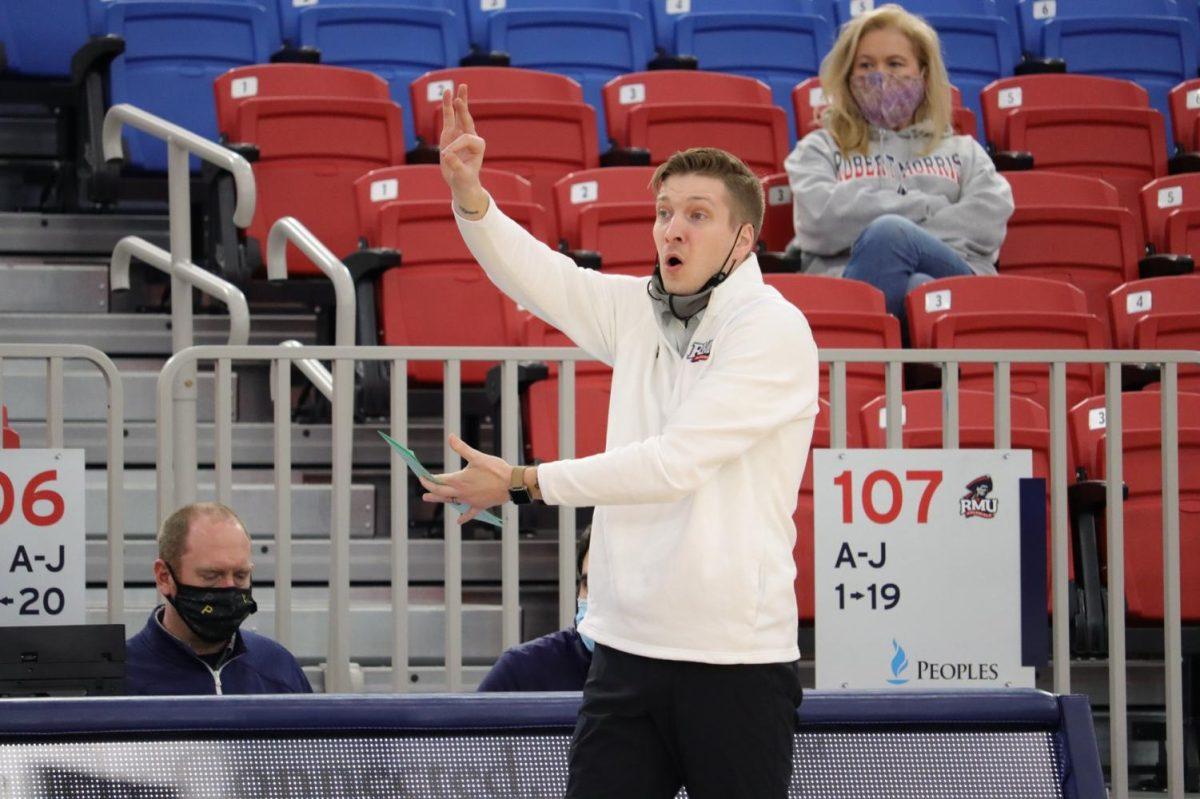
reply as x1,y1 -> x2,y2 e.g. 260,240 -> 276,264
566,644 -> 803,799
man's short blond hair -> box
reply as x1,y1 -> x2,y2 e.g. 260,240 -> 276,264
158,502 -> 248,569
650,147 -> 765,239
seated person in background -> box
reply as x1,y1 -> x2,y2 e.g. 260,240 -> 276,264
125,502 -> 312,695
478,528 -> 593,691
786,3 -> 1012,333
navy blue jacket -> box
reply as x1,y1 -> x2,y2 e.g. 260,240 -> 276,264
477,628 -> 592,692
125,608 -> 312,695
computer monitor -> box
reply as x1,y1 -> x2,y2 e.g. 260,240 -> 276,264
0,624 -> 125,697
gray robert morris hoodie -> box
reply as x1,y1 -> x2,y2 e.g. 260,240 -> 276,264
784,123 -> 1014,277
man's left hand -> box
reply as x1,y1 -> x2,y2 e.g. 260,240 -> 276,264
419,434 -> 511,523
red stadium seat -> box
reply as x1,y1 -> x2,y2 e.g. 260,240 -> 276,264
999,171 -> 1140,322
353,165 -> 538,246
1139,173 -> 1200,262
907,276 -> 1106,411
233,96 -> 406,275
1069,391 -> 1200,622
765,273 -> 899,434
526,374 -> 613,463
791,77 -> 976,138
1,406 -> 17,449
377,263 -> 524,385
1005,170 -> 1121,207
981,75 -> 1165,212
520,316 -> 612,463
367,170 -> 548,384
434,108 -> 596,229
1132,312 -> 1200,393
933,313 -> 1107,410
906,274 -> 1087,346
861,388 -> 1074,608
1069,391 -> 1200,479
1168,78 -> 1200,152
523,329 -> 612,461
603,71 -> 789,176
412,67 -> 597,222
759,173 -> 794,254
1107,275 -> 1200,348
552,166 -> 656,277
409,66 -> 586,148
213,63 -> 389,140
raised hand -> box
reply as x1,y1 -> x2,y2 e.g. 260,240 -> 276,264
438,84 -> 488,216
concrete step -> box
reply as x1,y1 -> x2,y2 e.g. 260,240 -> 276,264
85,538 -> 562,584
18,419 -> 449,467
3,358 -> 234,423
0,212 -> 168,256
85,471 -> 376,539
0,259 -> 108,313
0,312 -> 316,354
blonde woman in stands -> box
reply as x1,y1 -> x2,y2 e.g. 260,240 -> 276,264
786,3 -> 1012,333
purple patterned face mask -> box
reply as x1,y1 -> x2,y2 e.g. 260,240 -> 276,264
850,71 -> 926,130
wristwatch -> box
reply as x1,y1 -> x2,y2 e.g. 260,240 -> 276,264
509,465 -> 538,505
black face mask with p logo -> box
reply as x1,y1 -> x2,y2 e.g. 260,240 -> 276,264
165,565 -> 258,644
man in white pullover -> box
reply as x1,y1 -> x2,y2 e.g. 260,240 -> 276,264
422,85 -> 819,798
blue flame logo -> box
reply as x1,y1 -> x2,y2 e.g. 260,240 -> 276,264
887,639 -> 910,685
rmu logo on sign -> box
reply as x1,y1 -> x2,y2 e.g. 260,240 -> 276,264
685,339 -> 712,363
959,475 -> 998,519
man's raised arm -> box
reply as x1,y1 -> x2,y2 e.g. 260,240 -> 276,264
438,85 -> 627,364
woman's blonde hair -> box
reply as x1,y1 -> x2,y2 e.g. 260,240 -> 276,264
819,4 -> 953,156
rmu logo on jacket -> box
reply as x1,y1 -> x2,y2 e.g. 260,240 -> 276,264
685,339 -> 712,363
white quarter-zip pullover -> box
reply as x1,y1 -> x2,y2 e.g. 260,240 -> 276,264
458,199 -> 819,663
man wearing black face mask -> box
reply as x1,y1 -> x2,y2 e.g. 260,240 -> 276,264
124,502 -> 311,695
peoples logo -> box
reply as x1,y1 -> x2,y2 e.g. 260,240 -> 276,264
959,475 -> 998,519
887,638 -> 910,685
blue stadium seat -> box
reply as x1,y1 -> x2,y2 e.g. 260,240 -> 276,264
647,0 -> 835,54
478,1 -> 654,144
1017,0 -> 1197,151
0,0 -> 98,77
296,3 -> 469,149
654,0 -> 835,140
1019,0 -> 1199,54
274,0 -> 467,45
835,0 -> 1019,141
104,0 -> 281,171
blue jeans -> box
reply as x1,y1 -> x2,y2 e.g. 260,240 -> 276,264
842,215 -> 974,331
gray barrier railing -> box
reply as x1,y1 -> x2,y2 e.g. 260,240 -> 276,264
104,103 -> 255,511
0,345 -> 125,622
155,345 -> 1198,799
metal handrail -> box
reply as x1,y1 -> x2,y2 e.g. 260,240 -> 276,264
102,104 -> 255,226
111,236 -> 250,346
274,340 -> 333,401
154,344 -> 1198,799
104,103 -> 257,510
266,217 -> 356,348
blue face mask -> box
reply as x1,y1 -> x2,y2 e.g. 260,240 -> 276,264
575,598 -> 595,653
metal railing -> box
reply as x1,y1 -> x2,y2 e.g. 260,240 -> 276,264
261,217 -> 356,685
103,104 -> 255,509
0,345 -> 125,622
156,345 -> 587,696
152,344 -> 1197,799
